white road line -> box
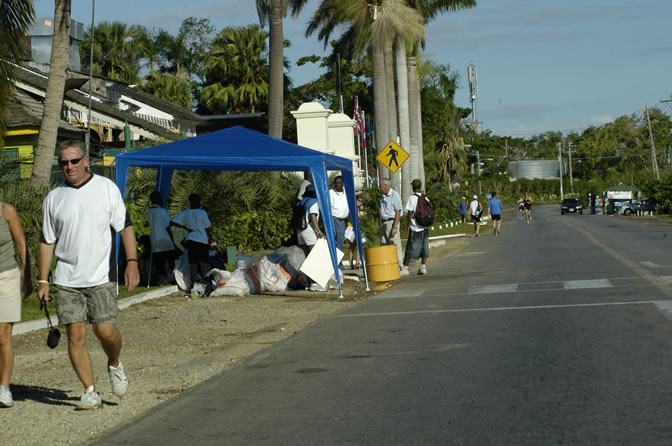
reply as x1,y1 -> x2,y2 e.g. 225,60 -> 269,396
659,276 -> 672,285
468,284 -> 518,294
373,288 -> 427,299
654,301 -> 672,320
563,279 -> 613,290
338,300 -> 667,318
640,261 -> 661,268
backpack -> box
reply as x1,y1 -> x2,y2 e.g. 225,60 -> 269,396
291,197 -> 316,231
414,193 -> 435,227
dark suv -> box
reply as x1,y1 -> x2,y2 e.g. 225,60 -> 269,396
561,198 -> 583,215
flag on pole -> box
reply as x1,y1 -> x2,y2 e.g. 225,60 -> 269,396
360,110 -> 367,151
369,115 -> 376,152
353,96 -> 362,138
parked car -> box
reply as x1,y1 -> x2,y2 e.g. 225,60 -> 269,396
620,199 -> 657,215
561,197 -> 583,215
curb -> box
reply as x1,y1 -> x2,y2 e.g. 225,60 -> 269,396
13,285 -> 178,336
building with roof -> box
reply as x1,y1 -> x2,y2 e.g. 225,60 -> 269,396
3,17 -> 264,178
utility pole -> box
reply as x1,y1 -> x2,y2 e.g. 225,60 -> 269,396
467,64 -> 479,130
646,106 -> 660,179
86,0 -> 96,155
476,149 -> 482,196
567,142 -> 574,190
558,142 -> 564,201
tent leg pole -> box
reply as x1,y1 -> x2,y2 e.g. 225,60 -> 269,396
147,252 -> 153,288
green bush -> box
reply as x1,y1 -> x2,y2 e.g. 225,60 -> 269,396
642,174 -> 672,214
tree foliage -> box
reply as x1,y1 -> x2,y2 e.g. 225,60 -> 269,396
199,25 -> 270,114
81,21 -> 144,84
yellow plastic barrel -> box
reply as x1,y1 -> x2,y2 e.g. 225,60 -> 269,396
365,245 -> 400,282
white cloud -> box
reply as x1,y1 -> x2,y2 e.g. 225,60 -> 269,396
589,114 -> 615,126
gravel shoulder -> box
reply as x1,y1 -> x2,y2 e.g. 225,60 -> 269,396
1,236 -> 471,445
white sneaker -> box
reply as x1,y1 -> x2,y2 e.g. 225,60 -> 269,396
109,362 -> 129,397
418,265 -> 427,275
0,385 -> 13,408
76,389 -> 103,410
400,267 -> 409,277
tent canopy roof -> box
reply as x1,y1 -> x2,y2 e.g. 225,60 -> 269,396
604,183 -> 639,192
114,125 -> 366,296
115,125 -> 351,171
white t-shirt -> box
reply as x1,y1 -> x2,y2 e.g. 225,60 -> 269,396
470,199 -> 481,216
405,193 -> 429,232
304,201 -> 320,227
171,209 -> 211,245
329,188 -> 349,219
42,174 -> 127,287
147,205 -> 175,253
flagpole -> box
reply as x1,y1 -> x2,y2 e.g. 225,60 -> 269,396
337,53 -> 343,114
362,110 -> 369,188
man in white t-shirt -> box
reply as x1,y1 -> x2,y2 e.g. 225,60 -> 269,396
170,194 -> 211,293
329,175 -> 348,269
38,140 -> 139,410
402,179 -> 430,275
147,191 -> 178,285
469,195 -> 482,237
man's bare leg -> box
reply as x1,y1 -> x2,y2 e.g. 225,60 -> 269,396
67,322 -> 95,389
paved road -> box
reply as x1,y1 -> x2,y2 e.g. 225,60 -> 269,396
95,207 -> 672,445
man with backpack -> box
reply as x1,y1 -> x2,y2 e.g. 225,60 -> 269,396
294,184 -> 323,255
402,179 -> 433,275
469,195 -> 482,237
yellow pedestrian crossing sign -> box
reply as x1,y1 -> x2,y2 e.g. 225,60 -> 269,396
376,140 -> 409,173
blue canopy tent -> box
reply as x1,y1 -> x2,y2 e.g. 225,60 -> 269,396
114,126 -> 368,296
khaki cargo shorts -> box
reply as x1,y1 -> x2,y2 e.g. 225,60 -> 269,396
55,282 -> 118,325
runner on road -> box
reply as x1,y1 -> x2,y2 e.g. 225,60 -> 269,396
469,195 -> 482,237
517,196 -> 525,220
524,193 -> 533,224
488,192 -> 503,235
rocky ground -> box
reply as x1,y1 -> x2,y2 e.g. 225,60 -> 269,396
1,237 -> 469,445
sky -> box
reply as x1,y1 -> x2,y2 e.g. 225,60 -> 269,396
33,0 -> 672,138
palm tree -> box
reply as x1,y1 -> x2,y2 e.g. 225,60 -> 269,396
143,71 -> 192,109
405,0 -> 477,186
396,36 -> 412,201
80,21 -> 142,84
307,0 -> 423,184
0,0 -> 35,148
32,0 -> 71,188
135,26 -> 170,75
256,0 -> 308,138
199,25 -> 270,114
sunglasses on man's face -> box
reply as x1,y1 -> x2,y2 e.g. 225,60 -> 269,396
58,157 -> 84,167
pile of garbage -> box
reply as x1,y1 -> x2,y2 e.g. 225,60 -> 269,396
174,246 -> 322,297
